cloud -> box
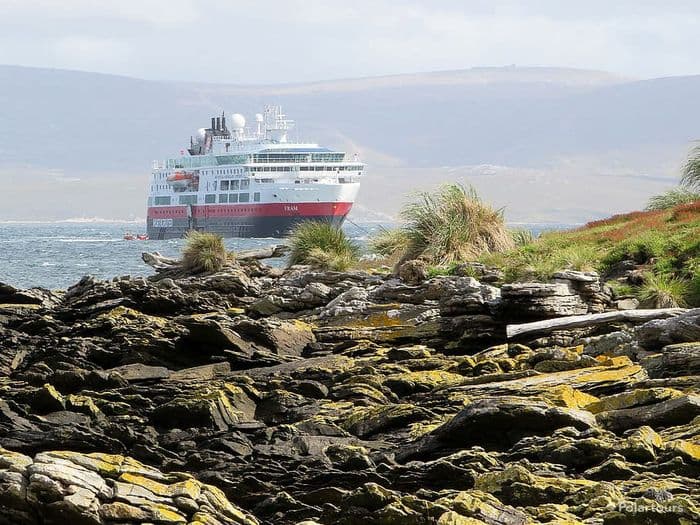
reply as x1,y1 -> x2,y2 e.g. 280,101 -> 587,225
52,36 -> 133,71
0,0 -> 698,82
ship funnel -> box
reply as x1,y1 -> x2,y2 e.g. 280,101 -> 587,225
211,117 -> 216,130
215,117 -> 221,130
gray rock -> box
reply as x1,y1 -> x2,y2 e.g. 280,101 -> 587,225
596,394 -> 700,432
640,342 -> 700,378
635,308 -> 700,349
107,363 -> 171,382
400,397 -> 597,459
500,282 -> 588,319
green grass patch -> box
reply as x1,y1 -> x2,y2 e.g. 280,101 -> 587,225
288,221 -> 360,271
476,202 -> 700,306
182,231 -> 228,274
369,183 -> 514,265
638,273 -> 689,308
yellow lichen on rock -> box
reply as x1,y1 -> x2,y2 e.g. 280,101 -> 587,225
437,510 -> 488,524
668,440 -> 700,463
585,387 -> 683,414
119,472 -> 171,496
475,465 -> 597,506
544,385 -> 599,409
386,369 -> 465,391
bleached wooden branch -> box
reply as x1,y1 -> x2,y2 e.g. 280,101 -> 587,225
506,308 -> 687,339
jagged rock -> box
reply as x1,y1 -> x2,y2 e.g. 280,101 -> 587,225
500,282 -> 588,319
152,384 -> 256,431
635,308 -> 700,349
107,363 -> 171,382
435,490 -> 530,525
582,330 -> 639,358
401,397 -> 597,460
232,318 -> 315,357
616,298 -> 640,310
0,447 -> 259,525
341,404 -> 431,438
596,394 -> 700,433
640,342 -> 700,378
0,282 -> 61,307
31,384 -> 66,414
552,270 -> 612,313
474,464 -> 603,506
2,262 -> 700,525
397,260 -> 429,284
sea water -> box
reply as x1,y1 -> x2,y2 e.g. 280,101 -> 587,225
0,221 -> 574,290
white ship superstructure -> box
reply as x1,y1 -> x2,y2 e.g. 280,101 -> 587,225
146,106 -> 364,239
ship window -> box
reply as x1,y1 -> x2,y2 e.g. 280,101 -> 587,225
219,194 -> 228,203
220,180 -> 230,191
178,195 -> 197,205
154,196 -> 171,205
205,194 -> 216,204
230,180 -> 239,190
253,192 -> 260,202
240,180 -> 250,190
229,193 -> 238,203
239,193 -> 250,203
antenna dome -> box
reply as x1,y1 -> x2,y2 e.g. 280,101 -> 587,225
196,128 -> 206,142
255,113 -> 264,122
230,113 -> 246,129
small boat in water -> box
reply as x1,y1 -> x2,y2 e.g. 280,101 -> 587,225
124,232 -> 149,241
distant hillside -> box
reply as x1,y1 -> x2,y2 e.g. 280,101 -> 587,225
0,65 -> 697,222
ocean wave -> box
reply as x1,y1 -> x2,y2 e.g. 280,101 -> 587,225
0,218 -> 144,224
57,238 -> 125,243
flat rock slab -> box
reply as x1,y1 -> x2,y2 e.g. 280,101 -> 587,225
168,362 -> 231,381
444,357 -> 646,397
399,396 -> 597,460
108,363 -> 171,382
596,394 -> 700,433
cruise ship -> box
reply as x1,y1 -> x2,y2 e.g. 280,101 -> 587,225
146,106 -> 364,239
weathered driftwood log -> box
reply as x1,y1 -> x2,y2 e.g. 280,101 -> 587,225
237,244 -> 290,261
506,308 -> 687,339
141,251 -> 180,270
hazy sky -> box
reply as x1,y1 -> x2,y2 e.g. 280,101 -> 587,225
1,0 -> 699,83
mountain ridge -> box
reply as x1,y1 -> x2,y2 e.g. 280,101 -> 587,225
0,65 -> 697,222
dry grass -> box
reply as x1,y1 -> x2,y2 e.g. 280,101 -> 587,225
638,273 -> 689,308
182,230 -> 228,274
397,183 -> 514,265
288,221 -> 360,271
646,187 -> 700,211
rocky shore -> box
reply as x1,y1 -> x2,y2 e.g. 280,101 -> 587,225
0,255 -> 699,524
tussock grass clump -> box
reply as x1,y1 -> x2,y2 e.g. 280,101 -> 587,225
511,228 -> 536,247
182,230 -> 228,274
645,187 -> 700,211
681,144 -> 700,190
638,273 -> 689,308
399,184 -> 514,264
369,227 -> 410,258
288,221 -> 359,271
